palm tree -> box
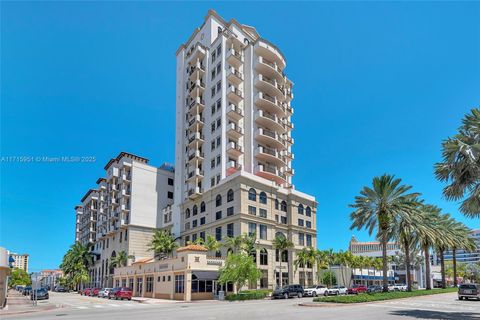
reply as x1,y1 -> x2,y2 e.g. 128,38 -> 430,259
434,214 -> 457,289
60,243 -> 94,290
148,229 -> 178,259
350,174 -> 420,292
435,108 -> 480,218
109,250 -> 134,268
273,234 -> 294,287
294,248 -> 309,286
224,235 -> 244,254
204,234 -> 222,256
449,221 -> 476,286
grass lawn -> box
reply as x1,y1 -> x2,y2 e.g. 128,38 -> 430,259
312,288 -> 458,303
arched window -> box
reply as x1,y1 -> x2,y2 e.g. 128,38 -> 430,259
248,188 -> 257,201
200,201 -> 206,213
109,251 -> 116,274
298,204 -> 304,215
259,192 -> 267,204
281,201 -> 287,212
260,248 -> 268,265
193,205 -> 198,216
306,206 -> 312,217
215,250 -> 222,258
216,194 -> 222,207
227,189 -> 234,202
185,208 -> 191,218
275,199 -> 279,210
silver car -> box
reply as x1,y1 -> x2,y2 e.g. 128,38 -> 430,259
458,284 -> 480,300
98,288 -> 112,298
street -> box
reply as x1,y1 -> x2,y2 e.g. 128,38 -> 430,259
1,292 -> 479,320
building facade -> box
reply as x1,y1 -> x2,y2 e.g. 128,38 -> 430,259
444,229 -> 480,263
40,269 -> 63,289
8,253 -> 29,273
74,152 -> 175,287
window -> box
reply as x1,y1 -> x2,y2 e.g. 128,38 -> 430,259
248,205 -> 256,216
184,235 -> 190,244
259,224 -> 267,240
185,222 -> 190,230
200,231 -> 205,241
281,216 -> 287,224
216,155 -> 221,166
217,44 -> 221,56
260,249 -> 268,265
259,208 -> 267,218
216,99 -> 221,110
211,87 -> 216,98
211,140 -> 215,151
215,227 -> 222,241
211,50 -> 217,62
168,178 -> 174,186
216,194 -> 222,207
306,234 -> 312,247
146,276 -> 154,293
227,223 -> 234,237
125,230 -> 128,241
200,202 -> 206,212
298,204 -> 304,215
175,275 -> 185,293
216,250 -> 222,258
210,177 -> 215,187
216,136 -> 221,146
210,159 -> 215,169
192,233 -> 197,242
168,276 -> 171,281
192,220 -> 197,228
216,175 -> 220,184
211,103 -> 216,114
193,205 -> 198,216
306,221 -> 312,229
275,199 -> 279,210
216,211 -> 222,220
281,250 -> 288,263
275,214 -> 279,222
200,217 -> 206,225
248,222 -> 256,237
185,208 -> 190,219
306,206 -> 312,217
191,275 -> 214,293
227,189 -> 234,202
298,233 -> 305,246
168,191 -> 173,199
216,81 -> 222,93
227,206 -> 234,216
136,277 -> 143,294
211,122 -> 215,133
216,63 -> 221,75
281,201 -> 287,212
120,232 -> 122,243
248,188 -> 257,201
259,192 -> 267,204
298,219 -> 304,227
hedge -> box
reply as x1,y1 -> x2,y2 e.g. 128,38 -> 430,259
225,290 -> 269,301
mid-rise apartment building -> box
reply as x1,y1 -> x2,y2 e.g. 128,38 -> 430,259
444,229 -> 480,263
8,252 -> 29,273
74,152 -> 174,287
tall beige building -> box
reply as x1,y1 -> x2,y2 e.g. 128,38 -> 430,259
9,252 -> 29,273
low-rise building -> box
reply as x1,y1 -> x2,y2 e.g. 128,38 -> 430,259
40,269 -> 63,289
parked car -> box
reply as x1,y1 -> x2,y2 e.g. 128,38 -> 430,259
110,287 -> 133,301
89,288 -> 100,297
82,288 -> 92,296
23,286 -> 32,296
98,288 -> 112,298
458,283 -> 480,300
31,288 -> 49,300
55,286 -> 68,292
326,285 -> 347,296
367,285 -> 383,293
303,285 -> 328,297
272,284 -> 304,299
347,285 -> 368,295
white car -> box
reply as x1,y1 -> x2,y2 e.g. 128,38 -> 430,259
389,284 -> 407,292
98,288 -> 112,298
303,285 -> 328,297
326,285 -> 347,296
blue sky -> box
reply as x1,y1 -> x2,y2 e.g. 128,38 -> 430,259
1,1 -> 479,272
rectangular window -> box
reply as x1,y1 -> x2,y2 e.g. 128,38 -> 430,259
275,215 -> 279,222
175,275 -> 185,293
281,216 -> 287,224
211,140 -> 216,151
216,175 -> 220,184
192,233 -> 197,242
200,231 -> 205,241
211,51 -> 216,62
227,206 -> 234,216
167,191 -> 173,199
216,155 -> 221,166
306,221 -> 312,229
192,219 -> 197,228
248,205 -> 256,216
211,87 -> 215,98
259,224 -> 267,240
211,159 -> 215,169
216,136 -> 221,146
216,99 -> 221,110
298,219 -> 304,227
259,208 -> 267,218
185,222 -> 190,230
216,118 -> 221,128
211,122 -> 215,133
168,178 -> 174,186
200,217 -> 206,225
216,81 -> 222,92
217,45 -> 221,56
248,222 -> 256,237
227,223 -> 234,238
184,235 -> 190,244
211,177 -> 215,187
211,70 -> 215,80
216,211 -> 222,220
298,233 -> 305,246
306,234 -> 312,247
216,63 -> 221,74
215,227 -> 222,241
146,276 -> 154,293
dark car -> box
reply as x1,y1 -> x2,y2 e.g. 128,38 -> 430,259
459,283 -> 480,300
347,285 -> 368,295
55,286 -> 68,292
108,287 -> 121,299
23,286 -> 32,296
272,284 -> 304,299
31,288 -> 49,300
90,288 -> 100,297
367,285 -> 383,293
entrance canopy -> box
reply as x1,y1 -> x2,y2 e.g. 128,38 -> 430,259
192,271 -> 219,281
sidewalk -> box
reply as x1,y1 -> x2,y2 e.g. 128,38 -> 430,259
0,290 -> 58,317
132,296 -> 181,304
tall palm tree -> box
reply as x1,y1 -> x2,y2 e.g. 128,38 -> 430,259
435,108 -> 480,218
449,221 -> 476,286
294,248 -> 309,286
350,174 -> 420,292
434,214 -> 457,289
60,243 -> 94,290
148,229 -> 178,259
109,250 -> 134,268
273,234 -> 294,287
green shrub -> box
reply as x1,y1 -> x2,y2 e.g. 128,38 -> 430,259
312,288 -> 458,304
225,290 -> 268,301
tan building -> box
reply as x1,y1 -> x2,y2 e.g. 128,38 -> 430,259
8,253 -> 29,273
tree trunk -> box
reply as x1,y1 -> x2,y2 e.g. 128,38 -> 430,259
453,248 -> 458,287
404,238 -> 412,292
381,233 -> 389,292
423,244 -> 431,290
440,249 -> 446,289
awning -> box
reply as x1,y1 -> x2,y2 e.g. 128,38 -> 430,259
192,271 -> 219,281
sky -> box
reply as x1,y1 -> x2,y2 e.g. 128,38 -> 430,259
1,1 -> 479,272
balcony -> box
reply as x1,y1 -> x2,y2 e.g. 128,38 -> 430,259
121,188 -> 131,197
227,67 -> 243,86
255,92 -> 286,117
121,203 -> 130,212
186,168 -> 204,182
187,150 -> 204,163
188,187 -> 203,199
188,61 -> 205,81
227,103 -> 243,121
227,123 -> 244,139
255,110 -> 285,133
284,167 -> 295,176
283,118 -> 294,131
226,141 -> 243,158
255,164 -> 287,186
187,132 -> 204,147
226,160 -> 242,176
227,85 -> 243,104
227,48 -> 244,68
255,74 -> 285,100
186,44 -> 206,62
286,103 -> 294,115
255,56 -> 285,85
256,146 -> 286,166
284,135 -> 294,145
188,79 -> 205,98
282,150 -> 294,160
256,128 -> 285,150
188,114 -> 204,130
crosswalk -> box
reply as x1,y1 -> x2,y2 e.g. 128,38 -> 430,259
70,302 -> 151,310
